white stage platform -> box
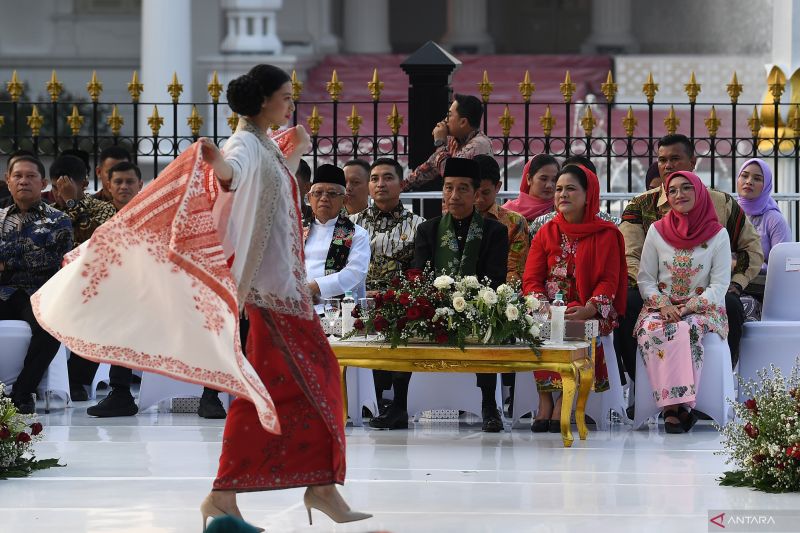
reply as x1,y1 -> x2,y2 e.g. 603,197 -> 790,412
2,397 -> 798,533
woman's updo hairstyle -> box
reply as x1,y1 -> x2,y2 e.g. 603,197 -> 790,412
227,64 -> 291,117
557,164 -> 588,190
525,153 -> 559,178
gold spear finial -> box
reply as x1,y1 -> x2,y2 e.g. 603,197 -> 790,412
368,69 -> 384,102
704,106 -> 721,137
560,71 -> 576,103
664,106 -> 680,135
580,106 -> 597,137
307,105 -> 323,135
622,106 -> 638,137
187,105 -> 203,137
27,105 -> 44,136
147,106 -> 164,136
291,70 -> 303,101
128,71 -> 144,103
227,112 -> 239,133
499,105 -> 515,137
107,105 -> 124,136
326,70 -> 343,102
747,105 -> 761,138
6,71 -> 23,102
684,71 -> 701,104
387,104 -> 403,136
767,65 -> 787,103
601,70 -> 617,102
727,71 -> 743,104
539,105 -> 555,136
167,72 -> 184,104
67,105 -> 84,136
46,70 -> 63,102
207,71 -> 223,103
642,72 -> 659,104
788,104 -> 800,137
346,105 -> 363,135
478,70 -> 493,103
87,70 -> 103,103
518,70 -> 535,103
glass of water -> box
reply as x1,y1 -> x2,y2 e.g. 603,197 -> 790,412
323,298 -> 341,334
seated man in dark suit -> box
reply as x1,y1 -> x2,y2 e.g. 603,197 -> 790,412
369,157 -> 509,432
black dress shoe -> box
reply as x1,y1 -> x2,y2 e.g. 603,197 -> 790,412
548,419 -> 562,433
531,419 -> 550,433
481,406 -> 503,433
12,393 -> 36,414
87,389 -> 138,417
70,385 -> 89,402
368,406 -> 408,429
198,391 -> 227,419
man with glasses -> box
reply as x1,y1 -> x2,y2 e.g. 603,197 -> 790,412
303,164 -> 370,315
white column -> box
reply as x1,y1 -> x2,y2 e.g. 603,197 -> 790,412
140,0 -> 192,136
443,0 -> 493,54
308,0 -> 339,54
221,0 -> 284,55
581,0 -> 637,54
772,0 -> 800,74
342,0 -> 391,54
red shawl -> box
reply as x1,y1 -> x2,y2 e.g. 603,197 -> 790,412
502,157 -> 555,221
654,171 -> 722,249
530,165 -> 627,316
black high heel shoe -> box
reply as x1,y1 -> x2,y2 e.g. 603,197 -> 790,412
678,406 -> 698,432
663,409 -> 683,434
548,419 -> 562,433
531,419 -> 550,433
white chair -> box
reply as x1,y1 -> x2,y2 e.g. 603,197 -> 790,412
511,336 -> 626,430
137,372 -> 231,412
738,242 -> 800,390
633,331 -> 734,429
345,367 -> 379,427
406,373 -> 503,420
0,320 -> 71,412
89,363 -> 111,400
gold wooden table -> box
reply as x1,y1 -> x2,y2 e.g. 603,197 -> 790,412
331,339 -> 595,447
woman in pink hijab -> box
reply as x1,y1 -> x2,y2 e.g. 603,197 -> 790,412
635,171 -> 731,433
502,154 -> 560,222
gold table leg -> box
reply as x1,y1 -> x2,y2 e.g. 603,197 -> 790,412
575,359 -> 593,440
339,365 -> 348,425
559,367 -> 577,447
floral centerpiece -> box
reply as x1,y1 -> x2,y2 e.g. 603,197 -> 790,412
347,268 -> 544,350
0,383 -> 62,478
716,360 -> 800,493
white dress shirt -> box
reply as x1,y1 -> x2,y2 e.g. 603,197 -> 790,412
304,216 -> 370,313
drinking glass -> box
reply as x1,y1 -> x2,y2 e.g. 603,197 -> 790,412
358,297 -> 376,337
323,298 -> 341,334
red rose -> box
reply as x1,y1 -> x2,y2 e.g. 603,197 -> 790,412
744,422 -> 759,439
787,446 -> 800,459
435,330 -> 449,344
397,317 -> 409,330
384,290 -> 396,303
390,277 -> 402,288
16,432 -> 31,443
373,315 -> 388,332
744,398 -> 758,413
416,296 -> 431,308
406,269 -> 423,282
399,292 -> 412,306
30,422 -> 43,436
353,319 -> 365,331
374,293 -> 384,308
776,462 -> 786,471
0,425 -> 10,440
406,307 -> 422,320
752,454 -> 766,464
351,305 -> 361,318
422,305 -> 436,320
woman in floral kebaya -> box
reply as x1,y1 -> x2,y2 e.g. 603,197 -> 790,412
636,171 -> 730,433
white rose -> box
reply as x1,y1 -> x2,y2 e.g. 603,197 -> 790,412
433,275 -> 455,290
505,304 -> 519,321
453,296 -> 467,313
529,324 -> 541,337
525,295 -> 541,311
497,284 -> 514,299
464,275 -> 480,289
452,291 -> 464,301
479,288 -> 497,306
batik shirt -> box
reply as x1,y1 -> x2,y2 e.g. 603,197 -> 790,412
484,203 -> 530,285
0,201 -> 73,300
350,202 -> 424,292
404,129 -> 493,190
62,193 -> 116,247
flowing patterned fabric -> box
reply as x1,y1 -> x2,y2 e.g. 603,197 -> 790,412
434,211 -> 484,276
635,225 -> 730,408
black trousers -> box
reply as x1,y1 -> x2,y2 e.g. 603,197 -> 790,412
388,371 -> 498,411
0,290 -> 61,397
614,287 -> 745,385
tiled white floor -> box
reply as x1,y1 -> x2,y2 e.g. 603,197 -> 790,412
2,399 -> 799,533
